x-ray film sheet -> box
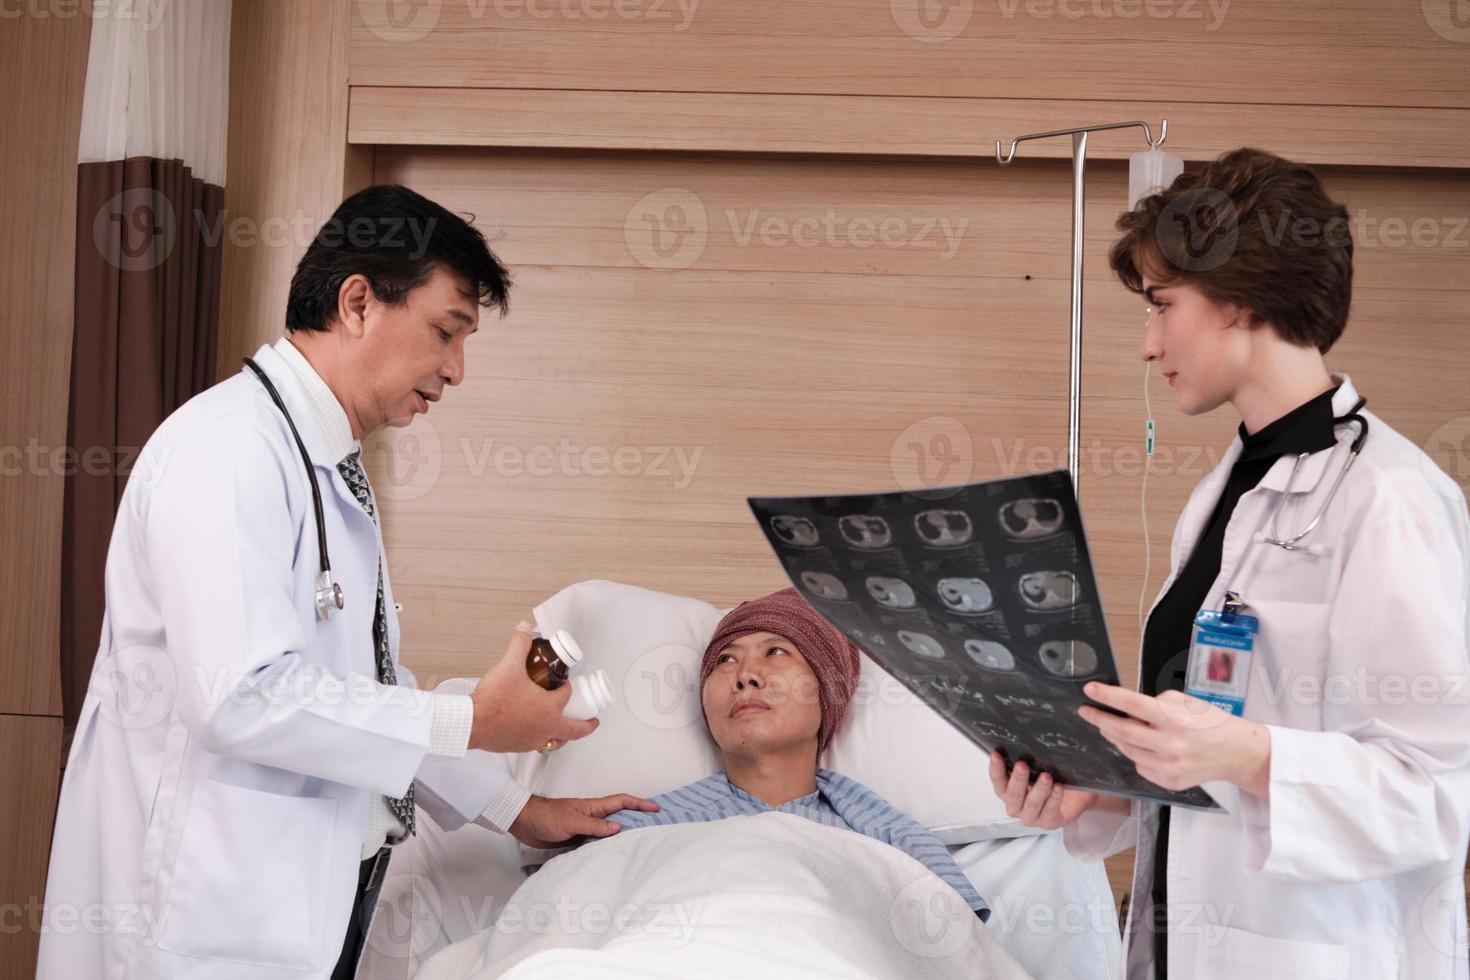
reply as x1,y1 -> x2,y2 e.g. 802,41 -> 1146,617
749,469 -> 1220,811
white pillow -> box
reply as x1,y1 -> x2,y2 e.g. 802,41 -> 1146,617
514,579 -> 1029,846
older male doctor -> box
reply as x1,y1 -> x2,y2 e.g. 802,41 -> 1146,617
38,185 -> 657,979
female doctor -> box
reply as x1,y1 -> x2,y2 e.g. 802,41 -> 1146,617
988,148 -> 1470,979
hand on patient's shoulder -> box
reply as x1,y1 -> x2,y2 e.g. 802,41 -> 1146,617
509,792 -> 661,849
987,750 -> 1122,830
467,622 -> 600,752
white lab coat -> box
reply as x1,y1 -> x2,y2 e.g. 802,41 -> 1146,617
37,343 -> 519,980
1065,375 -> 1470,979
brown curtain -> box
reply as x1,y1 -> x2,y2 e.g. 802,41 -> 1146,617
60,156 -> 223,742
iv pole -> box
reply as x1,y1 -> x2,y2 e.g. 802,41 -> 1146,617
995,119 -> 1169,498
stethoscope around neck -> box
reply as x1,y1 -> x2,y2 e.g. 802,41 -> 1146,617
1257,395 -> 1371,555
243,357 -> 344,620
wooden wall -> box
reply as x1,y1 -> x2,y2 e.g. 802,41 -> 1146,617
216,0 -> 371,370
0,7 -> 92,977
210,0 -> 1470,921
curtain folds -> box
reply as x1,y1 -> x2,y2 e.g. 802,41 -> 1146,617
61,1 -> 232,740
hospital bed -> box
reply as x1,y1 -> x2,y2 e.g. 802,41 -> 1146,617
359,581 -> 1121,979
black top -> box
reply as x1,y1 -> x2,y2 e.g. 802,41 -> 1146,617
1138,384 -> 1339,977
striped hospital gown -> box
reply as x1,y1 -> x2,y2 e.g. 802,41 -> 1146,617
606,768 -> 989,920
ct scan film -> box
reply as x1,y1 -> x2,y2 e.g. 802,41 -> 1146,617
749,469 -> 1220,811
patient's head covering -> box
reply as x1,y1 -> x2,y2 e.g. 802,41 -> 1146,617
699,588 -> 862,754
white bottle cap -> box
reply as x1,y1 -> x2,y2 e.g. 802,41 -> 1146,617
563,669 -> 614,721
548,629 -> 583,668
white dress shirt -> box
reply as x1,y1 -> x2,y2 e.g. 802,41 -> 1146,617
275,337 -> 531,857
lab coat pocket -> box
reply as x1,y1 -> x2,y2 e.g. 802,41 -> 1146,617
157,778 -> 338,969
1194,923 -> 1350,979
1241,598 -> 1332,730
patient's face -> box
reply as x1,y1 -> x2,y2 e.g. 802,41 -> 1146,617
703,631 -> 822,761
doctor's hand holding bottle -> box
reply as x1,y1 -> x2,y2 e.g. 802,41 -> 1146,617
467,621 -> 661,846
467,621 -> 599,753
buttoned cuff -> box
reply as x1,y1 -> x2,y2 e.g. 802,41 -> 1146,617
428,693 -> 474,758
474,780 -> 534,835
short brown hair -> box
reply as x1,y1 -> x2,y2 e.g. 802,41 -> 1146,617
1109,147 -> 1353,353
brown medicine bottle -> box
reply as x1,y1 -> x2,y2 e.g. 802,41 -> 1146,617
525,629 -> 584,690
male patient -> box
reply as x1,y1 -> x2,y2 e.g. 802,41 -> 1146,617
606,587 -> 989,920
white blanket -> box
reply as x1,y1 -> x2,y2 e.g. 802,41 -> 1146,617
414,811 -> 1030,979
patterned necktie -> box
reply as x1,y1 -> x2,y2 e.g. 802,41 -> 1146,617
336,450 -> 415,837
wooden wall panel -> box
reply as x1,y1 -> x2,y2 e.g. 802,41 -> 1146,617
369,147 -> 1071,683
0,0 -> 90,718
0,717 -> 64,974
350,0 -> 1470,109
348,87 -> 1470,170
217,0 -> 368,376
0,7 -> 90,974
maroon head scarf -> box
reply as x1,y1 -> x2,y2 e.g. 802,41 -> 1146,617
699,588 -> 862,754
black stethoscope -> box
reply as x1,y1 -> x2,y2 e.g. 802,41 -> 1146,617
1258,396 -> 1371,553
243,357 -> 344,620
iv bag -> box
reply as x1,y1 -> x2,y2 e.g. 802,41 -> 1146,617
1129,148 -> 1184,210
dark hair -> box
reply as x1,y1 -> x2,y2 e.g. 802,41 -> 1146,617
1109,147 -> 1353,353
286,184 -> 511,332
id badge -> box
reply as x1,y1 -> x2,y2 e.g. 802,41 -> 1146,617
1184,593 -> 1259,716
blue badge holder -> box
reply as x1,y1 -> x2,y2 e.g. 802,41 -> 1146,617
1184,592 -> 1259,717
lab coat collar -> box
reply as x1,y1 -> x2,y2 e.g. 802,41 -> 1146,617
245,342 -> 360,476
270,336 -> 360,465
1248,374 -> 1360,496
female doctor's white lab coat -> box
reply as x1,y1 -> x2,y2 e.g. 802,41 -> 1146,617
37,343 -> 517,980
1066,376 -> 1470,979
